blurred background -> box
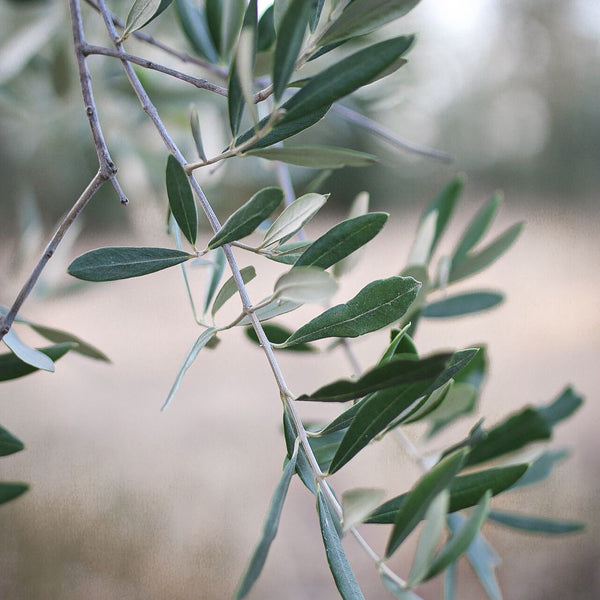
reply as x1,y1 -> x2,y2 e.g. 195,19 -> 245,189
0,0 -> 598,598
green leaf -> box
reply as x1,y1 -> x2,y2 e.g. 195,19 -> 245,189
299,352 -> 450,403
257,5 -> 276,52
283,408 -> 316,493
0,425 -> 25,457
238,298 -> 302,326
265,240 -> 313,265
422,292 -> 503,319
282,276 -> 420,347
426,383 -> 477,436
190,107 -> 208,161
211,265 -> 256,316
245,145 -> 377,169
421,491 -> 491,582
0,482 -> 29,505
260,193 -> 327,248
308,428 -> 347,474
28,324 -> 109,362
317,489 -> 366,600
272,0 -> 312,102
68,247 -> 194,282
510,449 -> 569,489
0,343 -> 76,381
273,267 -> 337,303
161,328 -> 218,410
487,510 -> 585,535
449,222 -> 524,283
407,176 -> 463,267
3,328 -> 54,372
309,0 -> 325,32
207,187 -> 284,249
333,192 -> 371,277
245,323 -> 316,352
452,192 -> 502,264
206,0 -> 246,59
385,449 -> 468,558
295,213 -> 387,270
537,386 -> 583,427
279,35 -> 414,124
341,488 -> 386,533
166,155 -> 197,247
174,0 -> 219,63
380,572 -> 424,600
123,0 -> 172,38
234,450 -> 298,599
407,490 -> 450,587
203,248 -> 226,314
319,0 -> 422,46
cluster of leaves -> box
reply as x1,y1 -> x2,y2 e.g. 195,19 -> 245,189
0,1 -> 585,600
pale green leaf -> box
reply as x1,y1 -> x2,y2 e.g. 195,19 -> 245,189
422,291 -> 503,318
123,0 -> 172,38
166,155 -> 197,247
238,299 -> 302,326
203,248 -> 226,313
28,324 -> 109,362
208,187 -> 284,249
487,510 -> 584,534
211,265 -> 257,316
0,343 -> 76,382
3,328 -> 54,372
190,107 -> 207,162
381,572 -> 424,600
246,145 -> 377,168
68,247 -> 194,281
273,267 -> 337,303
341,488 -> 386,533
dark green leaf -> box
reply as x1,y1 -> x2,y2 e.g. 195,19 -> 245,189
206,0 -> 246,59
449,222 -> 524,283
0,482 -> 28,505
257,5 -> 276,51
298,352 -> 451,403
283,408 -> 316,494
68,247 -> 193,282
422,292 -> 503,319
487,510 -> 585,535
211,265 -> 256,316
174,0 -> 219,63
29,324 -> 110,362
166,155 -> 197,246
294,213 -> 387,270
367,463 -> 527,525
234,450 -> 298,599
407,176 -> 463,267
0,426 -> 25,457
452,192 -> 501,264
282,276 -> 420,347
378,325 -> 416,364
317,489 -> 366,600
245,145 -> 377,168
123,0 -> 172,38
385,449 -> 468,558
0,343 -> 76,381
537,386 -> 583,427
319,0 -> 421,46
272,0 -> 312,101
3,328 -> 54,372
309,428 -> 347,473
207,187 -> 284,249
190,107 -> 207,161
245,323 -> 315,352
421,491 -> 491,582
309,0 -> 325,32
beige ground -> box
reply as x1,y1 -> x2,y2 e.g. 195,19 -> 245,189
1,197 -> 598,599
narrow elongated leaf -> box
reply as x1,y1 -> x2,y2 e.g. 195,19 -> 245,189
261,193 -> 327,248
0,343 -> 76,381
272,0 -> 312,101
453,192 -> 502,263
0,482 -> 28,505
174,0 -> 219,63
245,146 -> 377,169
444,563 -> 457,600
407,177 -> 463,267
421,491 -> 491,582
295,213 -> 387,270
317,489 -> 366,600
309,0 -> 325,32
266,241 -> 313,265
161,328 -> 217,410
211,265 -> 256,316
537,386 -> 583,427
385,449 -> 468,558
341,488 -> 386,532
123,0 -> 172,37
299,352 -> 451,403
274,267 -> 337,303
380,572 -> 424,600
203,248 -> 226,313
422,292 -> 503,318
308,428 -> 347,474
25,323 -> 108,362
408,490 -> 450,586
449,223 -> 524,283
487,510 -> 584,534
0,426 -> 25,457
257,5 -> 276,51
283,276 -> 420,347
279,35 -> 414,124
190,107 -> 207,161
3,328 -> 54,372
206,0 -> 246,59
208,187 -> 284,249
166,155 -> 197,246
283,408 -> 316,493
245,323 -> 315,352
319,0 -> 421,46
238,298 -> 302,326
234,451 -> 298,599
510,449 -> 568,489
68,247 -> 193,282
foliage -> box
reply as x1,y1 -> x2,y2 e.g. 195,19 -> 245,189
0,1 -> 584,599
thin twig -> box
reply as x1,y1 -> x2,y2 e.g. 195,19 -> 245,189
0,172 -> 106,341
83,45 -> 229,96
334,104 -> 453,164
